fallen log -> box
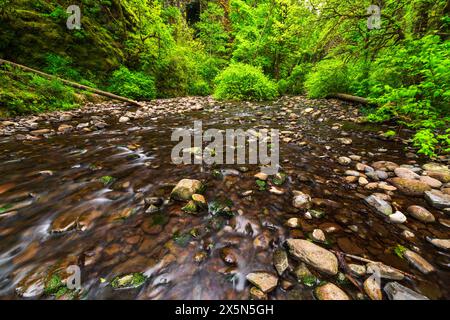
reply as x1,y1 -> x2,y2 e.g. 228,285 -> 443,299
0,58 -> 143,107
331,93 -> 369,105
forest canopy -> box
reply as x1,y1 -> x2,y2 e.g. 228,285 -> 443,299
0,0 -> 449,156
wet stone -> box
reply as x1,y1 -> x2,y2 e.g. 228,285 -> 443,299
388,178 -> 431,196
364,194 -> 393,216
315,283 -> 350,300
273,249 -> 289,275
424,190 -> 450,209
407,205 -> 435,223
285,239 -> 338,275
384,282 -> 429,300
246,272 -> 278,293
404,250 -> 435,274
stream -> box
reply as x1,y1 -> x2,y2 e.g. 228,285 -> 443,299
0,96 -> 449,300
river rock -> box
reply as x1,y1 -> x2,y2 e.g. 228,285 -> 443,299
375,170 -> 388,180
364,195 -> 393,216
348,264 -> 366,277
292,191 -> 312,209
286,217 -> 300,228
220,247 -> 238,266
388,177 -> 431,196
273,249 -> 289,275
285,239 -> 338,275
422,163 -> 449,172
30,129 -> 51,136
119,116 -> 130,123
170,179 -> 203,201
254,172 -> 268,181
246,272 -> 278,293
311,229 -> 326,242
249,287 -> 267,300
426,237 -> 450,250
338,157 -> 351,165
389,211 -> 407,224
364,277 -> 382,300
337,138 -> 352,145
315,283 -> 350,300
406,205 -> 435,223
426,170 -> 450,183
366,262 -> 404,280
404,250 -> 435,274
372,161 -> 399,171
345,170 -> 360,177
57,124 -> 73,134
424,190 -> 450,209
394,167 -> 420,180
419,176 -> 442,188
384,282 -> 429,300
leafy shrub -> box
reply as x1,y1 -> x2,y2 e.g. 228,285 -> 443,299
214,63 -> 278,101
305,59 -> 350,98
366,36 -> 450,156
108,67 -> 156,100
44,54 -> 96,87
189,80 -> 211,96
278,63 -> 311,95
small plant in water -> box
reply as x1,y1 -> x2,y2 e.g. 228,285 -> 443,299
0,203 -> 12,214
110,273 -> 147,289
255,179 -> 267,191
393,244 -> 407,258
100,175 -> 115,186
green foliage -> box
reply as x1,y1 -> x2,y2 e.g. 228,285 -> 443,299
108,67 -> 156,100
99,175 -> 115,186
393,244 -> 407,259
214,63 -> 278,101
0,64 -> 80,116
305,59 -> 350,98
366,35 -> 450,156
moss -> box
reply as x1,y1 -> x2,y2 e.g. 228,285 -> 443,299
99,176 -> 115,186
182,200 -> 198,213
110,273 -> 147,289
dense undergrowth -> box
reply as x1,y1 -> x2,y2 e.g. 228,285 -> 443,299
0,0 -> 448,156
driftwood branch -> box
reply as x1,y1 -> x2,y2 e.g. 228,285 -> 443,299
331,93 -> 369,104
0,58 -> 143,107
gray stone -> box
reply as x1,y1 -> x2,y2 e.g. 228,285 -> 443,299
384,282 -> 429,300
424,190 -> 450,209
364,195 -> 393,216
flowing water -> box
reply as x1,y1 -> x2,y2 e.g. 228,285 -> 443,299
0,96 -> 448,300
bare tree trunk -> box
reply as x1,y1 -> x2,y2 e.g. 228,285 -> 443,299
0,59 -> 143,107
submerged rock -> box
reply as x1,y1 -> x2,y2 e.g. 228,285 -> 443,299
246,272 -> 278,293
389,211 -> 407,224
315,283 -> 350,300
170,179 -> 203,201
394,167 -> 420,180
366,262 -> 404,280
364,277 -> 382,300
404,250 -> 435,274
406,205 -> 435,223
426,237 -> 450,250
364,195 -> 393,216
273,249 -> 289,275
292,191 -> 312,209
424,190 -> 450,209
384,282 -> 429,300
285,239 -> 338,275
388,177 -> 431,196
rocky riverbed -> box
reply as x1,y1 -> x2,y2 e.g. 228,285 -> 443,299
0,96 -> 449,300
